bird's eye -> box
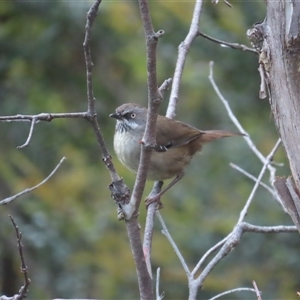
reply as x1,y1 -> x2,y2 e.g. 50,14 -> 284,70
131,113 -> 136,119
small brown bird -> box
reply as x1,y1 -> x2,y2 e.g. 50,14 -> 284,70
110,103 -> 243,206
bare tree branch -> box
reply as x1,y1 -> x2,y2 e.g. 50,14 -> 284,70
155,267 -> 163,300
114,1 -> 165,298
85,3 -> 152,300
252,280 -> 263,300
209,61 -> 278,185
230,163 -> 275,195
82,0 -> 131,216
211,0 -> 233,7
238,139 -> 281,223
83,0 -> 101,114
124,0 -> 164,221
157,211 -> 191,277
154,133 -> 289,299
208,287 -> 257,300
198,31 -> 257,54
167,0 -> 203,119
142,1 -> 204,291
0,112 -> 90,122
230,162 -> 286,211
120,2 -> 166,221
142,79 -> 172,275
143,181 -> 164,279
0,216 -> 32,300
242,222 -> 297,233
16,118 -> 37,149
0,157 -> 66,205
192,234 -> 229,276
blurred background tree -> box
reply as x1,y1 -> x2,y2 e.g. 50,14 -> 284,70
0,0 -> 298,299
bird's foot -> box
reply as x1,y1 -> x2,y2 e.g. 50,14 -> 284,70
145,195 -> 163,210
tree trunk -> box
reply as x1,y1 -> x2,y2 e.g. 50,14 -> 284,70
248,0 -> 300,229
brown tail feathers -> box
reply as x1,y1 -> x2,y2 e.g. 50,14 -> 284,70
200,130 -> 245,143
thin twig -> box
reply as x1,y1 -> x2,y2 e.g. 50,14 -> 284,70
156,267 -> 163,300
167,0 -> 203,119
242,222 -> 297,233
230,163 -> 274,195
230,162 -> 286,210
238,139 -> 281,223
158,78 -> 172,99
192,204 -> 297,292
223,0 -> 233,7
82,0 -> 130,215
16,118 -> 37,149
156,211 -> 191,277
83,0 -> 102,114
192,234 -> 229,276
198,31 -> 257,54
192,225 -> 244,291
208,287 -> 257,300
0,157 -> 66,205
192,221 -> 297,278
9,215 -> 31,300
252,280 -> 263,300
209,61 -> 278,184
0,112 -> 90,122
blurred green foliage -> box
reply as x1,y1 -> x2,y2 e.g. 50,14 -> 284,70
0,1 -> 298,299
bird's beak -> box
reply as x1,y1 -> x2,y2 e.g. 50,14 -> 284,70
109,112 -> 122,120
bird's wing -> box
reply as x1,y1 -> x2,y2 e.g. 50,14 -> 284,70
154,115 -> 203,151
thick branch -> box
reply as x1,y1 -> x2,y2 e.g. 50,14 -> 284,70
254,2 -> 300,213
127,0 -> 163,218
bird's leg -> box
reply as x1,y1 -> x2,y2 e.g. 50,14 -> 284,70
145,172 -> 184,208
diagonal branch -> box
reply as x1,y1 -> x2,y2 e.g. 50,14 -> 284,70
167,0 -> 203,119
82,0 -> 131,214
0,157 -> 66,205
230,162 -> 287,212
192,234 -> 229,276
157,211 -> 191,277
198,31 -> 257,54
237,139 -> 281,223
209,61 -> 278,185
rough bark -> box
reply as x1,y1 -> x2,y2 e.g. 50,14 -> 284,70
247,0 -> 300,229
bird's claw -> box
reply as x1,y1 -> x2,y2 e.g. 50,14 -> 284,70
145,195 -> 163,210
